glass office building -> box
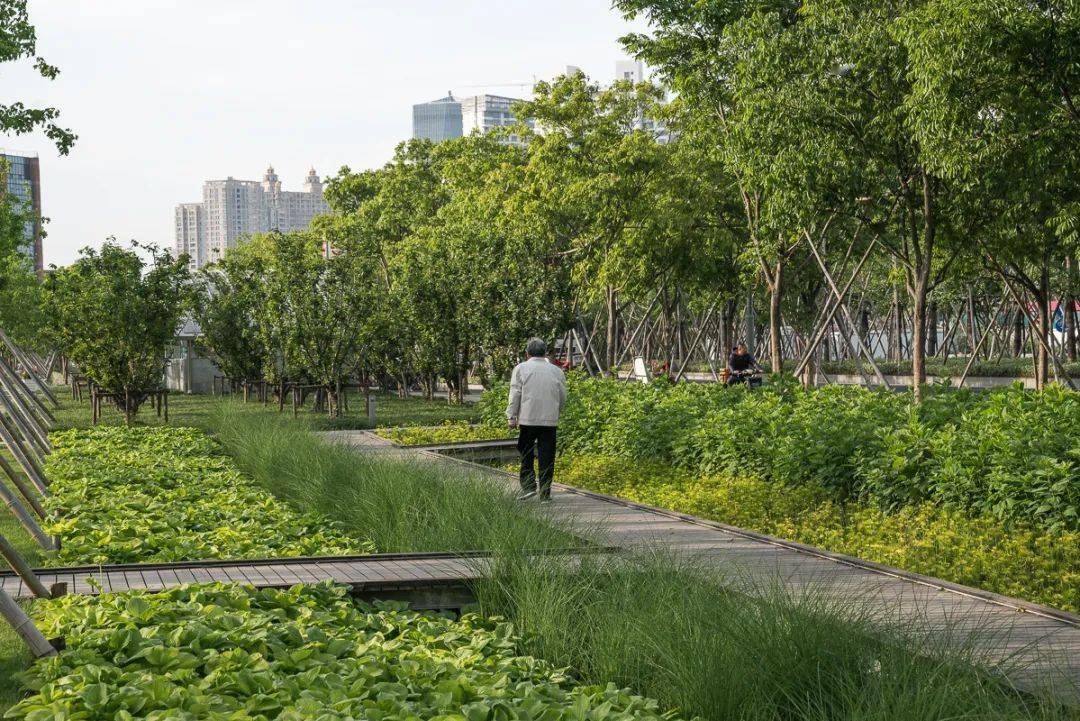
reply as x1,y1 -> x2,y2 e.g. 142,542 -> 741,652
0,151 -> 42,273
412,95 -> 463,142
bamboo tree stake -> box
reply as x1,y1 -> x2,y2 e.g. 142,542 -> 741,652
958,295 -> 1010,388
0,401 -> 47,469
0,330 -> 60,408
0,361 -> 51,438
793,237 -> 879,379
986,254 -> 1078,390
0,353 -> 54,425
0,480 -> 53,550
0,589 -> 56,658
0,533 -> 51,599
0,454 -> 47,517
0,365 -> 52,447
0,415 -> 49,495
804,233 -> 890,387
0,387 -> 50,458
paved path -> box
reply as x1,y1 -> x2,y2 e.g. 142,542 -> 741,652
324,430 -> 1080,701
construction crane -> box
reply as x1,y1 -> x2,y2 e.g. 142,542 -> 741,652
454,79 -> 535,96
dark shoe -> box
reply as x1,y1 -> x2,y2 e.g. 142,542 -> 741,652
517,490 -> 537,501
539,496 -> 552,505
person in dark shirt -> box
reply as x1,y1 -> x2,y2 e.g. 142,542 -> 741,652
727,343 -> 761,385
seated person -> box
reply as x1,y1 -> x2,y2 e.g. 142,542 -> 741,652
727,343 -> 761,384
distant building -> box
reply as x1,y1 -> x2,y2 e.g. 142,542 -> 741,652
413,94 -> 463,142
460,94 -> 531,146
175,165 -> 330,269
175,203 -> 205,272
412,93 -> 530,146
613,60 -> 670,143
0,151 -> 42,274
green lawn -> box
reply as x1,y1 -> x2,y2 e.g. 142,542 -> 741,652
49,388 -> 480,433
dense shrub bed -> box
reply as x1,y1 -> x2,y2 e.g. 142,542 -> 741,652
8,583 -> 679,721
480,378 -> 1080,532
556,455 -> 1080,613
43,427 -> 370,564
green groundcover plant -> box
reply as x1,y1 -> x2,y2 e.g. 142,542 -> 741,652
7,582 -> 682,721
479,377 -> 1080,533
42,427 -> 370,565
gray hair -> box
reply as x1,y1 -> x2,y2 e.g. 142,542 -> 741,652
526,337 -> 547,357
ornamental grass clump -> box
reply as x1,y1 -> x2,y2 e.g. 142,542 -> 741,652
43,427 -> 370,564
7,583 -> 683,721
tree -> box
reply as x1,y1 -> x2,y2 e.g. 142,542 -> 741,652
0,183 -> 43,346
899,0 -> 1080,388
194,243 -> 268,383
255,229 -> 386,416
514,72 -> 671,373
43,242 -> 190,421
1,0 -> 75,153
616,1 -> 808,373
394,135 -> 574,400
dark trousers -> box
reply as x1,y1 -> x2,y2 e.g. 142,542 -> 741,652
518,425 -> 557,498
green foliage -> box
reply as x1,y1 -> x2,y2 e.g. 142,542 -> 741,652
0,0 -> 76,153
194,243 -> 268,381
0,253 -> 42,349
42,426 -> 368,564
557,454 -> 1080,613
376,421 -> 513,446
481,379 -> 1080,532
8,582 -> 681,721
43,242 -> 191,419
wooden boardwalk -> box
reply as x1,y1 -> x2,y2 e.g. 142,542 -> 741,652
0,552 -> 492,609
323,430 -> 1080,700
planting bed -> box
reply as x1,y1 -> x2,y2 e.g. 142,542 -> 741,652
7,582 -> 678,721
42,426 -> 369,565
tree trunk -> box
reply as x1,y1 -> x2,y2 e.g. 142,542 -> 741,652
768,259 -> 784,373
926,301 -> 938,356
889,266 -> 902,362
604,286 -> 618,376
1011,303 -> 1024,358
1067,257 -> 1078,362
1036,260 -> 1051,389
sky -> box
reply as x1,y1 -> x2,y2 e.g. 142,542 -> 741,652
2,0 -> 648,267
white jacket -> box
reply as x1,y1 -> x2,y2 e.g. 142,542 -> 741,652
506,358 -> 567,427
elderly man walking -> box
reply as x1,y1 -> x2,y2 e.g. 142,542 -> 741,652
506,338 -> 567,503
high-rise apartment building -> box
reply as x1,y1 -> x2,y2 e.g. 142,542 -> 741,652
175,165 -> 330,269
412,93 -> 530,146
0,151 -> 42,273
174,203 -> 205,271
413,95 -> 463,142
460,94 -> 531,146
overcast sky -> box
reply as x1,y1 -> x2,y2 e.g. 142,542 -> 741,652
2,0 -> 647,266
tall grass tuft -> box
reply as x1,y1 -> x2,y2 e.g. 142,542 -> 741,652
475,550 -> 1075,721
210,406 -> 576,554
